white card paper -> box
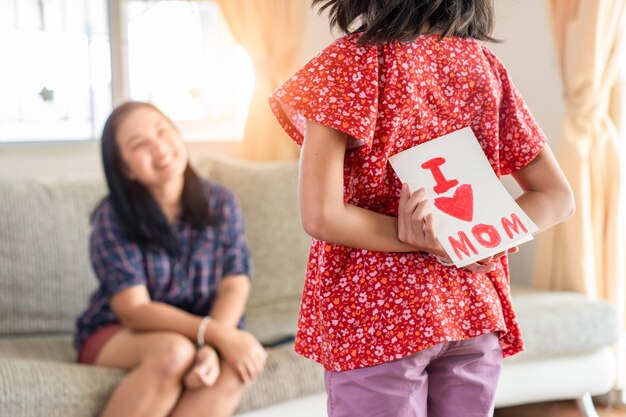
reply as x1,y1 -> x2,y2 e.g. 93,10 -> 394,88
389,127 -> 538,267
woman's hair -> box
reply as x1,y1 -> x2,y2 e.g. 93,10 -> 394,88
312,0 -> 497,44
95,101 -> 215,254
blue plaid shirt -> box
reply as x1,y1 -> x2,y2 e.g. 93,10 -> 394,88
74,180 -> 251,351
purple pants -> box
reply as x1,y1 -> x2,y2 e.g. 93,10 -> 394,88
324,332 -> 502,417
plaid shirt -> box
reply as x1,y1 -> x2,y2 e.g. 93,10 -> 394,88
74,180 -> 251,351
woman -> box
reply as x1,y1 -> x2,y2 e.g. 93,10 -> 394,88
75,101 -> 267,417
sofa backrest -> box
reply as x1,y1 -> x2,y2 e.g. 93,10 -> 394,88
197,157 -> 309,313
0,157 -> 309,337
0,177 -> 107,336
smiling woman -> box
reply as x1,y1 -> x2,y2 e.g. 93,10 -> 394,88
75,101 -> 267,417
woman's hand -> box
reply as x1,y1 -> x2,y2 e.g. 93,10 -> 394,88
214,326 -> 267,384
184,345 -> 221,389
398,184 -> 515,274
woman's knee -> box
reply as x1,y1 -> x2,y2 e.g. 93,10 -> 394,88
142,334 -> 196,381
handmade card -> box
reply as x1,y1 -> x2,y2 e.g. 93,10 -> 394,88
389,127 -> 538,268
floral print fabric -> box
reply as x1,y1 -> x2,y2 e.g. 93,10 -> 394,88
269,34 -> 546,371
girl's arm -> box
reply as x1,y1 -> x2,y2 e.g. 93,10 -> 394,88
511,146 -> 575,231
300,119 -> 438,254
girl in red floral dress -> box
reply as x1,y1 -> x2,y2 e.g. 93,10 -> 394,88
270,1 -> 574,416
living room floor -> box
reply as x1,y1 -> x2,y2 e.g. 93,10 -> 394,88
494,400 -> 626,416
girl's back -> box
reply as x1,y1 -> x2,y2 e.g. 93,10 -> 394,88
269,30 -> 548,373
271,33 -> 544,214
270,2 -> 573,416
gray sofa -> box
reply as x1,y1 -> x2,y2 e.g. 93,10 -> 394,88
0,156 -> 619,417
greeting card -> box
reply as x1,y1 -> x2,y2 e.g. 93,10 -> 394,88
389,127 -> 538,267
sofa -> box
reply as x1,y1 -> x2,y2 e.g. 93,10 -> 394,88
0,155 -> 619,417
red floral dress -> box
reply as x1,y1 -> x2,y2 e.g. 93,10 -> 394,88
269,33 -> 546,372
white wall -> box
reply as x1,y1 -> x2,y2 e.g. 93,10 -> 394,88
490,0 -> 564,284
0,0 -> 563,284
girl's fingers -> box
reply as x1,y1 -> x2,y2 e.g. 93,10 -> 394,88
406,187 -> 427,211
464,261 -> 496,273
400,184 -> 420,216
423,213 -> 436,243
491,246 -> 519,261
399,186 -> 425,239
398,184 -> 410,239
477,255 -> 494,265
412,198 -> 430,224
406,188 -> 428,238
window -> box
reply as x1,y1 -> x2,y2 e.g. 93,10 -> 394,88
119,1 -> 254,141
0,0 -> 111,142
0,0 -> 255,143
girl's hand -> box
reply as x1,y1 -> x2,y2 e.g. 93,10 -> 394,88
398,184 -> 446,256
214,327 -> 267,384
398,184 -> 517,273
469,246 -> 519,272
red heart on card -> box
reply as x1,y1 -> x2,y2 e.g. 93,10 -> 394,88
434,184 -> 474,222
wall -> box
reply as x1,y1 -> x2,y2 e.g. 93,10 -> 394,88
487,0 -> 564,284
0,0 -> 564,284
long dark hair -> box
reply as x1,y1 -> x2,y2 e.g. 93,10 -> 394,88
95,101 -> 214,254
313,0 -> 497,44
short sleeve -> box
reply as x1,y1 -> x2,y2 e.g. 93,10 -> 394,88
486,49 -> 547,176
89,203 -> 147,298
216,188 -> 252,278
269,35 -> 379,152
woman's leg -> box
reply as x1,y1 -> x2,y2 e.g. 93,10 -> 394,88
94,329 -> 197,417
426,332 -> 503,417
170,360 -> 247,417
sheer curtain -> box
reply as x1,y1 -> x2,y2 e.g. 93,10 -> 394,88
534,0 -> 625,314
216,0 -> 307,161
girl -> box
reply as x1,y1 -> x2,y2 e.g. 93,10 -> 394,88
269,1 -> 574,416
74,102 -> 267,417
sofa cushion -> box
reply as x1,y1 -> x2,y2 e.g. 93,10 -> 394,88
195,157 -> 309,314
0,335 -> 324,416
0,178 -> 106,336
507,286 -> 619,362
0,157 -> 309,341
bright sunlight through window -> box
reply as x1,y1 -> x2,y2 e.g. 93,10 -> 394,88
124,1 -> 255,141
0,0 -> 255,142
0,0 -> 111,142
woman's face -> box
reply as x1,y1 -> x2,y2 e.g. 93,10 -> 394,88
116,106 -> 188,187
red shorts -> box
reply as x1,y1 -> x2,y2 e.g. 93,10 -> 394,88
77,324 -> 124,365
